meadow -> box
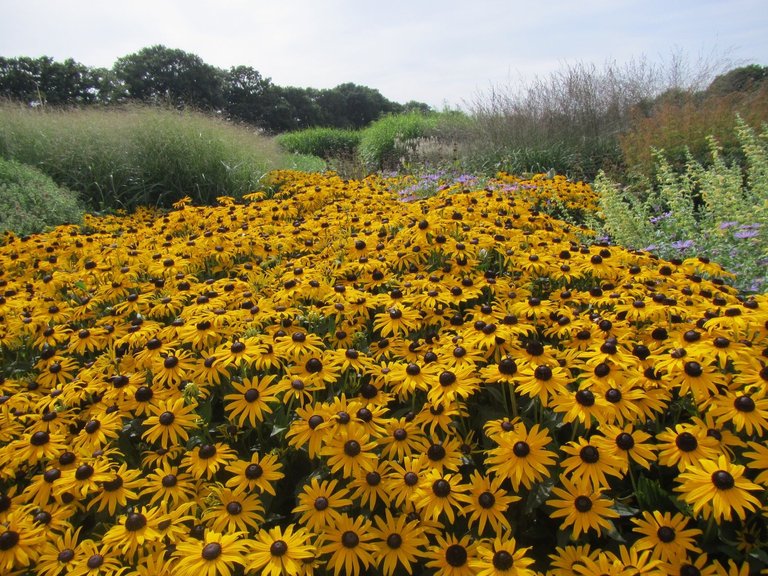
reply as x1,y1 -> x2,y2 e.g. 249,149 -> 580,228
0,159 -> 767,575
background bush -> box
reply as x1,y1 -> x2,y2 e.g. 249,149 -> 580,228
595,116 -> 768,292
0,156 -> 83,236
276,127 -> 361,159
357,111 -> 439,170
0,103 -> 323,211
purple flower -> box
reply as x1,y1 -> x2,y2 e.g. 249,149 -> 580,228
719,221 -> 739,230
734,230 -> 759,239
671,239 -> 695,250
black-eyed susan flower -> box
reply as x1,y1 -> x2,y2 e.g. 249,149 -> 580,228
412,468 -> 471,524
546,475 -> 620,538
69,538 -> 129,576
172,529 -> 248,576
224,451 -> 283,496
591,424 -> 657,472
631,510 -> 702,564
223,375 -> 282,428
100,507 -> 163,561
708,387 -> 768,436
656,423 -> 720,472
485,421 -> 556,490
245,524 -> 315,576
675,455 -> 762,522
515,362 -> 569,407
547,543 -> 600,576
141,396 -> 199,449
425,532 -> 478,576
88,462 -> 143,515
0,512 -> 45,573
378,417 -> 428,461
470,534 -> 536,576
320,513 -> 377,576
463,470 -> 518,535
202,486 -> 264,534
34,526 -> 84,576
384,455 -> 426,509
349,460 -> 390,510
370,508 -> 427,576
181,442 -> 237,481
140,464 -> 198,507
560,437 -> 625,491
292,477 -> 353,532
285,404 -> 330,459
420,435 -> 465,474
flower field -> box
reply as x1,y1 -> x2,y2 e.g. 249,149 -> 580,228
1,169 -> 767,575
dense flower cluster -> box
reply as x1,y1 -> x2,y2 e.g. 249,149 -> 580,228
0,170 -> 767,575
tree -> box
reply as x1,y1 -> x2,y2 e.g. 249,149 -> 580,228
316,83 -> 401,129
0,56 -> 101,105
113,45 -> 225,109
707,65 -> 768,96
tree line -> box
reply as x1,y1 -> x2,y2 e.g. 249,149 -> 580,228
0,45 -> 432,133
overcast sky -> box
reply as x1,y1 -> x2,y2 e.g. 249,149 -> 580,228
2,0 -> 767,109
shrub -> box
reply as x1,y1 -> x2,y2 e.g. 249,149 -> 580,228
619,82 -> 768,179
595,115 -> 768,292
357,112 -> 438,170
276,127 -> 361,159
0,103 -> 308,210
0,156 -> 83,236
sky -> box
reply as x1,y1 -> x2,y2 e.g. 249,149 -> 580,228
1,0 -> 767,109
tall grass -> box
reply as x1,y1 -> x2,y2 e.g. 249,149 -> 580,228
0,103 -> 323,210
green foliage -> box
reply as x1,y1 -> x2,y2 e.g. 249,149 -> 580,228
0,156 -> 83,235
276,127 -> 361,159
0,103 -> 304,210
595,115 -> 768,292
358,112 -> 439,170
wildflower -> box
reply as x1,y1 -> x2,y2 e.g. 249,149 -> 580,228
245,524 -> 315,576
173,530 -> 248,576
546,475 -> 620,538
320,514 -> 376,576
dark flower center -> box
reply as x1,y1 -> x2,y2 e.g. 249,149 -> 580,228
386,533 -> 403,549
270,540 -> 288,556
44,468 -> 62,483
161,474 -> 177,488
734,395 -> 755,412
308,415 -> 324,429
656,526 -> 675,543
226,502 -> 243,515
0,531 -> 20,551
75,464 -> 94,481
135,386 -> 153,402
163,356 -> 179,369
202,542 -> 222,560
58,548 -> 75,563
366,471 -> 381,486
478,491 -> 496,508
684,361 -> 702,377
513,441 -> 530,457
341,531 -> 359,548
125,512 -> 147,531
498,358 -> 517,375
393,428 -> 408,441
159,411 -> 175,425
404,472 -> 419,486
86,554 -> 104,569
439,371 -> 456,387
314,497 -> 329,511
534,365 -> 552,381
432,479 -> 451,497
605,388 -> 622,403
616,433 -> 635,450
30,431 -> 50,446
575,389 -> 595,406
306,358 -> 322,373
406,363 -> 421,376
34,510 -> 52,525
428,444 -> 446,461
244,389 -> 260,403
711,470 -> 735,490
245,463 -> 263,480
493,550 -> 514,570
446,544 -> 468,567
594,363 -> 610,378
344,440 -> 361,457
675,432 -> 698,452
580,445 -> 599,463
198,444 -> 217,459
574,495 -> 592,512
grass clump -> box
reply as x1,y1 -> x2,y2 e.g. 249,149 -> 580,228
0,156 -> 83,236
0,103 -> 318,210
595,115 -> 768,292
276,127 -> 361,159
358,111 -> 439,170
